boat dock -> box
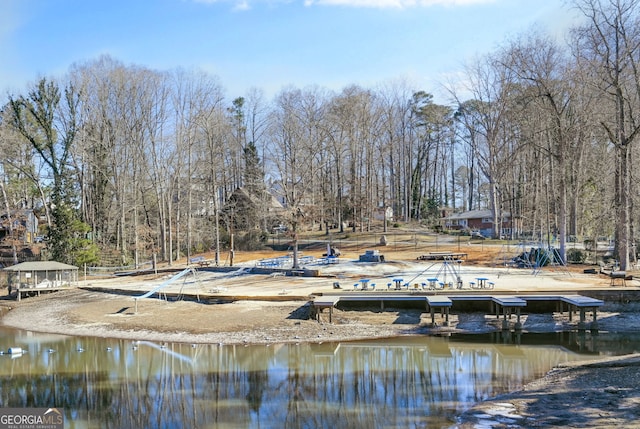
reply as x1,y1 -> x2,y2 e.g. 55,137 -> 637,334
312,292 -> 604,331
417,252 -> 468,261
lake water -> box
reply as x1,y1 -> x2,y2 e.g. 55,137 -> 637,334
0,327 -> 637,428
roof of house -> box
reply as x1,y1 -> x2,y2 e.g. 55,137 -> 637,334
229,187 -> 284,209
444,209 -> 511,220
445,209 -> 492,220
4,261 -> 78,271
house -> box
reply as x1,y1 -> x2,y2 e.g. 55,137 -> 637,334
373,206 -> 393,222
443,209 -> 512,238
0,209 -> 39,244
222,187 -> 285,230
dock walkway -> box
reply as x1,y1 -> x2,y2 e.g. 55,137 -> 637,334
312,292 -> 604,330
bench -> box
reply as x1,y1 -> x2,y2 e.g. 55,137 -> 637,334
189,256 -> 213,267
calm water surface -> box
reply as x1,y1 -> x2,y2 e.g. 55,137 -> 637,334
0,327 -> 636,428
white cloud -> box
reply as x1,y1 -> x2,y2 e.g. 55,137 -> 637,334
192,0 -> 495,9
0,0 -> 27,43
304,0 -> 496,7
232,0 -> 251,10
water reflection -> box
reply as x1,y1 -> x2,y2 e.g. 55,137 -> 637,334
0,328 -> 630,428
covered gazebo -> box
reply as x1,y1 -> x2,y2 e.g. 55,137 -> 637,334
4,261 -> 79,300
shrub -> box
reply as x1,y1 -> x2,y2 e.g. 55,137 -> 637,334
567,248 -> 586,264
234,230 -> 268,251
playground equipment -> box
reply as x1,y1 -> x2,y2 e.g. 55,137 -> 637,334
432,256 -> 464,288
502,242 -> 570,276
407,255 -> 464,289
134,268 -> 201,313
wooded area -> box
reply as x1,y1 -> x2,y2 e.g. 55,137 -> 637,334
0,0 -> 639,269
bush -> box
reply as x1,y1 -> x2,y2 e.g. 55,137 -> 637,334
584,239 -> 595,251
567,248 -> 586,264
234,230 -> 268,251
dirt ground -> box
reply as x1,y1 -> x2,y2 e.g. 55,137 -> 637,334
1,240 -> 639,428
0,242 -> 605,344
1,242 -> 510,344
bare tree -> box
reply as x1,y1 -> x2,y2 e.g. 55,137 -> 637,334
268,87 -> 325,268
572,0 -> 640,270
450,55 -> 518,239
501,31 -> 583,261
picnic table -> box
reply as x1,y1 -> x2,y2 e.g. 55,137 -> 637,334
189,256 -> 211,266
474,277 -> 493,289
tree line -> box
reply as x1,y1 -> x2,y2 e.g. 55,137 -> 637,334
0,0 -> 639,270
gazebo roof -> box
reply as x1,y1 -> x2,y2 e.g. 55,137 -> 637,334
4,261 -> 78,271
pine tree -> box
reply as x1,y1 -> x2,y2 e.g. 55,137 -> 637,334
8,78 -> 98,265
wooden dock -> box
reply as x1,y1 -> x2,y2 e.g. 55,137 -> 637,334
312,292 -> 604,330
313,294 -> 452,325
10,284 -> 74,301
417,252 -> 468,261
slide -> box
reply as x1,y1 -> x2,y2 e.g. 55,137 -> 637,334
134,268 -> 195,300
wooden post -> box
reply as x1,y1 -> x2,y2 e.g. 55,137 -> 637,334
591,308 -> 599,332
515,308 -> 522,330
230,234 -> 234,267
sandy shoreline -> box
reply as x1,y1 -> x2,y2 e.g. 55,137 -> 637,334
0,288 -> 436,345
3,286 -> 636,344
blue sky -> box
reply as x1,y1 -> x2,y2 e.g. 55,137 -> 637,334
1,0 -> 578,101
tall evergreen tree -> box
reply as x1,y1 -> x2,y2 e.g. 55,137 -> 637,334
8,78 -> 98,265
244,141 -> 264,195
